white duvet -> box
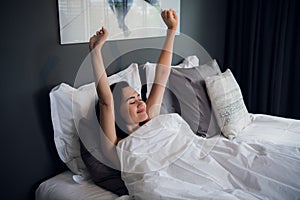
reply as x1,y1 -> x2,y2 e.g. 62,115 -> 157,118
117,113 -> 300,200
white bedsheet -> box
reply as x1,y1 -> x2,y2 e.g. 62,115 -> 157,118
236,114 -> 300,147
117,113 -> 300,200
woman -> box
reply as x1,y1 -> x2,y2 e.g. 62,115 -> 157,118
82,9 -> 177,196
89,9 -> 178,145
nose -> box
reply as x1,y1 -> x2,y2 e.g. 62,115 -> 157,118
137,99 -> 144,107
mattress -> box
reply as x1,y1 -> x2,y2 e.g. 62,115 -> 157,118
35,170 -> 121,200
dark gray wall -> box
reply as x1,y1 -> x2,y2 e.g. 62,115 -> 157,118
182,0 -> 227,68
0,0 -> 227,199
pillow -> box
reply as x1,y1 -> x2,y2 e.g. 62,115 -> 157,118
50,82 -> 96,180
161,59 -> 222,138
108,63 -> 142,94
80,140 -> 128,196
49,63 -> 142,181
144,55 -> 200,98
205,69 -> 252,139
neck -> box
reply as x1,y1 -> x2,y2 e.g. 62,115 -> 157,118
126,123 -> 140,133
125,119 -> 150,133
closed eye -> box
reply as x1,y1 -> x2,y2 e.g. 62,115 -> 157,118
126,94 -> 141,104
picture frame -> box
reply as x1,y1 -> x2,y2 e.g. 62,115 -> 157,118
58,0 -> 181,44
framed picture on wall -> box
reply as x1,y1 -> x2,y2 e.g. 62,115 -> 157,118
58,0 -> 181,44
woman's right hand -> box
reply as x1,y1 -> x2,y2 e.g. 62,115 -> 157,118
161,9 -> 178,31
89,27 -> 108,51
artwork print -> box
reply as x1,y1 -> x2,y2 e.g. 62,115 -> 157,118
58,0 -> 181,44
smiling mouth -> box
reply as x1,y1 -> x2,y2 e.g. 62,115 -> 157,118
137,109 -> 145,113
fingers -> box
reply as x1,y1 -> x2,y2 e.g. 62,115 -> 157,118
167,10 -> 171,19
101,27 -> 108,35
161,10 -> 167,19
161,9 -> 176,19
93,27 -> 108,37
172,10 -> 178,20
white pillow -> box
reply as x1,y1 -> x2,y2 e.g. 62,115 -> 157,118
205,69 -> 252,139
144,55 -> 199,98
108,63 -> 142,94
49,63 -> 141,180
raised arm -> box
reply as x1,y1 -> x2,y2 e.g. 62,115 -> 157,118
146,9 -> 178,118
89,27 -> 118,145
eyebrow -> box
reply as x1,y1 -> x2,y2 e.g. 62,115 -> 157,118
125,94 -> 140,102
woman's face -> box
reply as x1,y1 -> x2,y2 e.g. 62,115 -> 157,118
119,86 -> 148,126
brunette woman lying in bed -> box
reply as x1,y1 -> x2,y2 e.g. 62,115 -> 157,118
81,9 -> 178,196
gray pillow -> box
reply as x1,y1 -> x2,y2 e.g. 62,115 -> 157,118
78,103 -> 129,197
161,59 -> 221,138
80,140 -> 128,196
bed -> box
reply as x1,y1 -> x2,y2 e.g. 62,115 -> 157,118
36,56 -> 300,200
35,171 -> 118,200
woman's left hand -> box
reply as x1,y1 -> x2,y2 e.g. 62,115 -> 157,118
161,9 -> 178,31
89,27 -> 108,51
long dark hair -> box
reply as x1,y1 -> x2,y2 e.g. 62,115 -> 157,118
95,81 -> 130,139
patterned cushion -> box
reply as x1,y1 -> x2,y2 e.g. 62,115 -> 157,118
205,69 -> 252,139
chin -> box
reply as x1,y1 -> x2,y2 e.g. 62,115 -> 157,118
138,113 -> 148,123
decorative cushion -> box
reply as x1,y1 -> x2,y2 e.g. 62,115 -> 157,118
205,69 -> 252,139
